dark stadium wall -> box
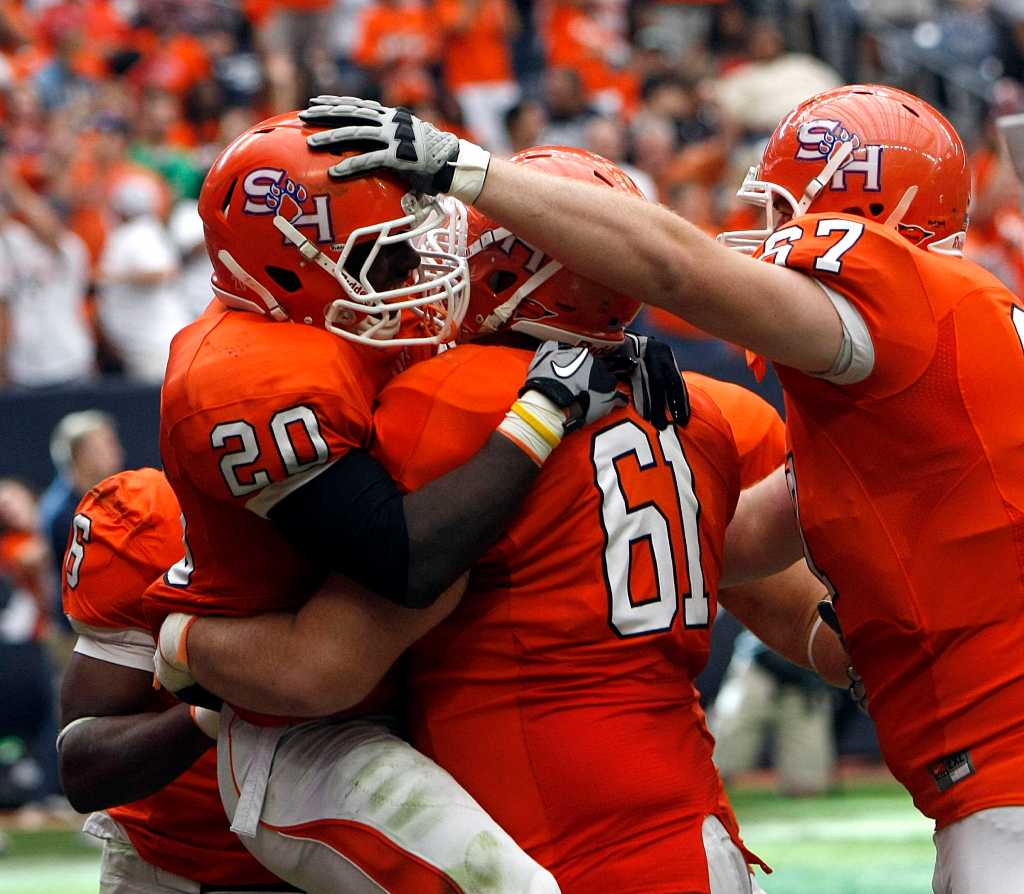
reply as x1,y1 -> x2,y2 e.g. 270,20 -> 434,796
0,382 -> 162,491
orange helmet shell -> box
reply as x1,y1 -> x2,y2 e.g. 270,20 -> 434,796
721,85 -> 971,255
199,112 -> 468,346
461,146 -> 644,347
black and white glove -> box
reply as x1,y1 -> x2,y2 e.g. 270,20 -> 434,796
300,96 -> 491,202
608,333 -> 690,430
498,342 -> 627,464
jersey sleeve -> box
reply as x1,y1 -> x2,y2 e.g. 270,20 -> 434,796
683,374 -> 785,487
372,345 -> 525,493
62,468 -> 183,637
163,333 -> 377,518
758,213 -> 939,398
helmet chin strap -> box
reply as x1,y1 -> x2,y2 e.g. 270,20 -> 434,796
797,140 -> 855,214
217,250 -> 289,321
883,186 -> 919,229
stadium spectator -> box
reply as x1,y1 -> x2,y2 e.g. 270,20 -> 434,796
582,115 -> 658,198
0,161 -> 93,389
37,411 -> 124,627
169,199 -> 214,322
710,630 -> 838,797
540,66 -> 599,147
97,174 -> 187,382
0,478 -> 59,808
504,98 -> 548,153
437,0 -> 520,152
714,18 -> 841,140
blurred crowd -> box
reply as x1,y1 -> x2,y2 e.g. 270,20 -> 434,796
0,0 -> 1023,388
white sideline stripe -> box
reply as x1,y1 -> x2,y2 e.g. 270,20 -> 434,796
742,814 -> 932,844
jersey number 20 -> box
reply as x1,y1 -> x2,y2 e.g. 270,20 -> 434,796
592,421 -> 707,637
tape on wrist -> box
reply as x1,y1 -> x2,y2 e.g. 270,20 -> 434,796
806,615 -> 825,675
56,715 -> 99,752
498,390 -> 565,466
449,140 -> 491,204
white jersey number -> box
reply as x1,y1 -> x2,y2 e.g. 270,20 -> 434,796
211,405 -> 329,498
761,218 -> 865,273
64,513 -> 92,589
592,421 -> 708,637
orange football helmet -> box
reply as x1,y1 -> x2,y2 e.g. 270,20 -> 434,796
460,146 -> 644,348
198,112 -> 468,347
719,84 -> 971,256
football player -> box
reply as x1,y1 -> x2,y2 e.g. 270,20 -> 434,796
304,89 -> 1024,892
159,148 -> 851,893
59,468 -> 300,893
142,114 -> 646,894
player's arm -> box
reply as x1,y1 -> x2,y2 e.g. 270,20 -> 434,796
164,574 -> 466,717
721,465 -> 803,587
719,562 -> 850,687
298,100 -> 844,374
58,652 -> 213,813
266,343 -> 625,609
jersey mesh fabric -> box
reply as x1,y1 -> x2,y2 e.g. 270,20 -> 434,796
373,342 -> 760,892
62,468 -> 281,886
761,213 -> 1024,826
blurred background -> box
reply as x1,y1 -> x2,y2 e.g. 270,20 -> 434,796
1,0 -> 1020,890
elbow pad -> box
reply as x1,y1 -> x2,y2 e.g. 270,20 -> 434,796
268,450 -> 412,606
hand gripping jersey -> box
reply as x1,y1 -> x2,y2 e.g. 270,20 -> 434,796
757,212 -> 1024,826
374,342 -> 765,892
143,307 -> 413,724
62,468 -> 281,887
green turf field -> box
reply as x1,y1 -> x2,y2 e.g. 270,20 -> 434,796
0,779 -> 934,893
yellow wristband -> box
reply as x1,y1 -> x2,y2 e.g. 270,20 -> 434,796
510,400 -> 562,450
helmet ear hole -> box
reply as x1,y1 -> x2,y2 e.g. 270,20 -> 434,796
843,206 -> 864,216
487,269 -> 519,295
869,203 -> 885,217
266,266 -> 302,292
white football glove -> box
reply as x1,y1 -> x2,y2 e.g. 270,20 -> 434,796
300,96 -> 491,202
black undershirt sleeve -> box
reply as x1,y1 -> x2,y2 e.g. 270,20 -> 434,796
268,435 -> 539,608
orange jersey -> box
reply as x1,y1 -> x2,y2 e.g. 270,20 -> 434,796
759,212 -> 1024,827
437,0 -> 513,88
374,343 -> 760,892
683,372 -> 786,486
143,308 -> 408,724
62,468 -> 280,887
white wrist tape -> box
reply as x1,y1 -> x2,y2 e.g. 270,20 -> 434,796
449,140 -> 491,204
806,615 -> 826,675
56,715 -> 99,752
498,390 -> 566,465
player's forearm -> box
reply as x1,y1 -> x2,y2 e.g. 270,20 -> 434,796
403,432 -> 539,607
719,561 -> 849,687
474,159 -> 841,372
59,705 -> 211,812
187,576 -> 465,716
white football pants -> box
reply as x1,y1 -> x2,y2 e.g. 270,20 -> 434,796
932,806 -> 1024,893
218,708 -> 560,894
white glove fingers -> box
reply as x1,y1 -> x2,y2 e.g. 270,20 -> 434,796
307,94 -> 382,108
329,149 -> 396,178
307,123 -> 389,147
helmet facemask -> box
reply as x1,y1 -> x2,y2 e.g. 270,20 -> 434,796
273,192 -> 470,347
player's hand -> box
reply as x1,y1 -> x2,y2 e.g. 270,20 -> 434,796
608,333 -> 690,430
523,342 -> 627,433
300,97 -> 491,202
847,666 -> 869,714
155,613 -> 223,711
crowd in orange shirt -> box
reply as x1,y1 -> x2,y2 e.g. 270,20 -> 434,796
0,0 -> 1021,389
